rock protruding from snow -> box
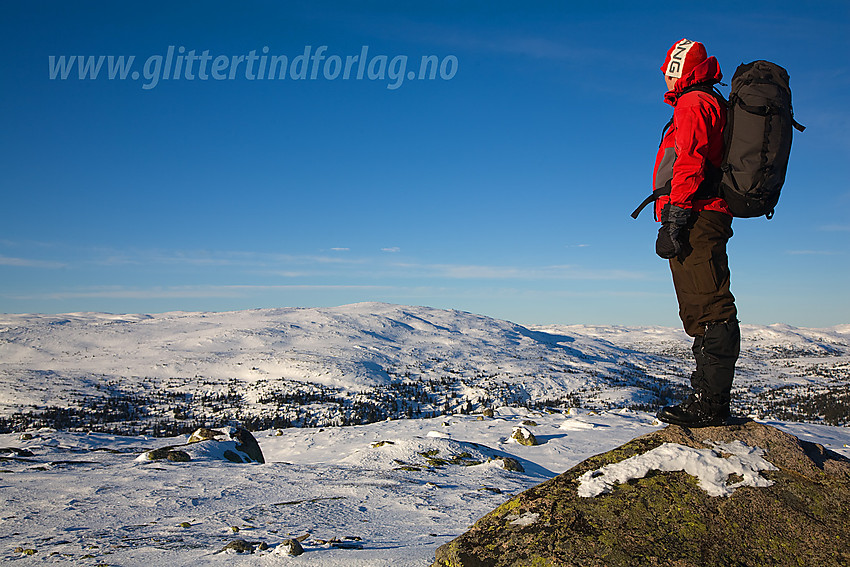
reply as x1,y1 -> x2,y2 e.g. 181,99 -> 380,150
433,420 -> 850,567
489,456 -> 525,473
137,426 -> 264,464
509,426 -> 538,446
273,538 -> 304,556
219,539 -> 269,554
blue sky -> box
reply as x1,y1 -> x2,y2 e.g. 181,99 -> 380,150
1,0 -> 848,327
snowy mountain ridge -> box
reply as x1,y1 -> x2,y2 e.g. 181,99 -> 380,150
1,302 -> 848,433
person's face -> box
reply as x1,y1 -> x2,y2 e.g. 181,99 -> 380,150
665,75 -> 678,92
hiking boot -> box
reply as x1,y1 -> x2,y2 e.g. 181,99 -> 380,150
656,391 -> 730,428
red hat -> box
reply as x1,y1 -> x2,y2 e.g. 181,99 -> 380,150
661,39 -> 707,79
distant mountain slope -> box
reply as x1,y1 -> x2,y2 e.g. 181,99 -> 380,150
1,303 -> 847,434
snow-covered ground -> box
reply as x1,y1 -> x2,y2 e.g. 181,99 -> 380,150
0,303 -> 848,564
3,408 -> 849,566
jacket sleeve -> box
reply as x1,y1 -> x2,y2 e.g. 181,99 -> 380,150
669,93 -> 721,208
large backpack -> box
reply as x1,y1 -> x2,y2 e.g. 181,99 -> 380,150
716,60 -> 805,218
631,60 -> 805,220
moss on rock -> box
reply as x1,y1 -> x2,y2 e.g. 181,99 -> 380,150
433,421 -> 850,567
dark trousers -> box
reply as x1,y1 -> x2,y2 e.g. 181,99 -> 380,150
669,211 -> 737,338
669,210 -> 739,402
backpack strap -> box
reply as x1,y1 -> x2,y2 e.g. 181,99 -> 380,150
678,84 -> 727,201
678,83 -> 728,105
726,75 -> 806,133
631,186 -> 670,219
659,116 -> 674,147
632,83 -> 727,220
633,115 -> 677,219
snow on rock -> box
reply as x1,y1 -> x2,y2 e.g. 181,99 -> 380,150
577,439 -> 778,498
273,538 -> 305,556
509,426 -> 538,446
339,435 -> 495,471
507,512 -> 539,526
136,426 -> 264,464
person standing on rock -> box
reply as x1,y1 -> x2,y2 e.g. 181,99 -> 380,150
645,39 -> 741,428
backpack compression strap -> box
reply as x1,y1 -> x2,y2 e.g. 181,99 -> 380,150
631,187 -> 670,219
631,166 -> 721,219
631,117 -> 676,219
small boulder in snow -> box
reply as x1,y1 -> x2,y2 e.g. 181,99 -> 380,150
221,539 -> 255,553
274,538 -> 304,556
510,427 -> 538,446
166,450 -> 191,462
490,456 -> 525,473
187,427 -> 223,443
0,447 -> 35,457
137,426 -> 264,464
144,446 -> 192,462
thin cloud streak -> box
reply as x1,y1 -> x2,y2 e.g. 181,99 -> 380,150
46,245 -> 651,282
90,249 -> 370,268
786,250 -> 841,256
391,262 -> 649,281
10,284 -> 392,301
0,255 -> 66,269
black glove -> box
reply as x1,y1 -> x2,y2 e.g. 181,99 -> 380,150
655,204 -> 691,259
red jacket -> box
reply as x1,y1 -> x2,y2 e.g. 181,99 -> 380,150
652,56 -> 730,220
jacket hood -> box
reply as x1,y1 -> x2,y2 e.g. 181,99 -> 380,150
664,56 -> 723,105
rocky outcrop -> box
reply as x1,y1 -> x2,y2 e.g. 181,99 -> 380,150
433,420 -> 850,567
510,427 -> 538,447
137,426 -> 265,464
275,538 -> 304,556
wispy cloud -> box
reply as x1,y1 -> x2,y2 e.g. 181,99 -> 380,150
786,250 -> 841,256
383,16 -> 630,65
392,262 -> 647,281
90,249 -> 368,268
470,35 -> 597,61
0,255 -> 66,269
11,284 -> 391,301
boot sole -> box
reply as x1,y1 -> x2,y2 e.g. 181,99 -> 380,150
656,410 -> 728,428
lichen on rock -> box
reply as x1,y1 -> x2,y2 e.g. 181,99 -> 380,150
433,420 -> 850,567
510,427 -> 538,446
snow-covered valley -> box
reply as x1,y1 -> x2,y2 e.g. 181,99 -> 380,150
2,303 -> 848,434
1,303 -> 849,565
